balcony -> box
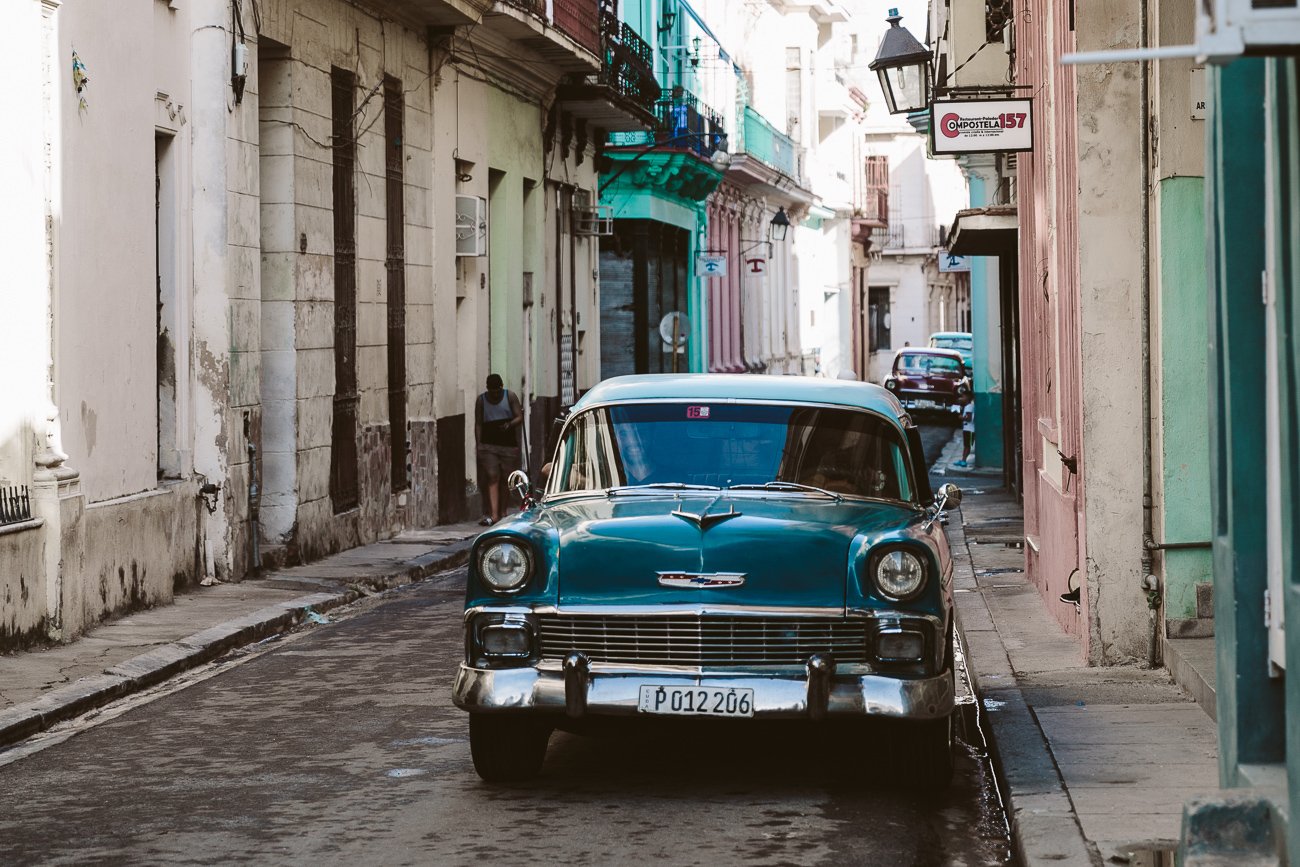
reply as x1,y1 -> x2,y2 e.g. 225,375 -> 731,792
556,12 -> 659,131
740,106 -> 800,180
485,0 -> 602,74
653,86 -> 726,156
553,0 -> 600,55
869,223 -> 942,252
853,155 -> 889,243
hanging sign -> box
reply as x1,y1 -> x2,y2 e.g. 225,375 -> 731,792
695,254 -> 727,277
938,250 -> 970,272
931,99 -> 1033,155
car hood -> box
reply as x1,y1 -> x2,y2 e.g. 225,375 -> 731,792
540,493 -> 918,608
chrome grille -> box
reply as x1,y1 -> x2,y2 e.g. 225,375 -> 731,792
536,614 -> 870,666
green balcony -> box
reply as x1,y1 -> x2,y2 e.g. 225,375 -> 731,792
741,106 -> 800,180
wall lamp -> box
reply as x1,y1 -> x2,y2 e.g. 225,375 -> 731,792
659,10 -> 677,32
740,209 -> 793,259
869,9 -> 932,115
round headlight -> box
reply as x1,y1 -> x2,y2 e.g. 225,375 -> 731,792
479,541 -> 532,592
875,549 -> 926,600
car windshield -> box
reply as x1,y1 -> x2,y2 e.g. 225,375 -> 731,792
548,403 -> 916,502
897,353 -> 963,374
931,336 -> 973,353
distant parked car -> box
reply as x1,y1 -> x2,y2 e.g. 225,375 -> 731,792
928,332 -> 973,372
884,347 -> 971,411
453,374 -> 962,788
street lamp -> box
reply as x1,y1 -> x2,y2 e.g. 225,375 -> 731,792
769,207 -> 790,242
869,8 -> 932,115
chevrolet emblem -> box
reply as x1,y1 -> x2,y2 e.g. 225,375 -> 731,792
657,572 -> 747,588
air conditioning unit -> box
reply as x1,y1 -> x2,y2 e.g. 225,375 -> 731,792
1199,0 -> 1300,58
573,204 -> 614,236
1064,0 -> 1300,64
455,195 -> 487,257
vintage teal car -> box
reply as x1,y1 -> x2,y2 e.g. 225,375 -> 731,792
452,374 -> 962,786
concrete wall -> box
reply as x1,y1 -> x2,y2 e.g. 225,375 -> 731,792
57,1 -> 192,502
80,486 -> 200,632
1076,0 -> 1148,663
0,522 -> 47,650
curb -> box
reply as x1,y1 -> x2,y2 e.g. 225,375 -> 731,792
0,538 -> 473,751
944,470 -> 1096,864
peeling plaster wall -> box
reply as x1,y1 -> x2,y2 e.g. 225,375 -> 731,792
1077,3 -> 1148,664
0,524 -> 47,651
80,485 -> 201,631
235,0 -> 437,564
57,1 -> 190,502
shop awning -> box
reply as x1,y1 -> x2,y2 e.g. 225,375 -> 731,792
947,205 -> 1018,256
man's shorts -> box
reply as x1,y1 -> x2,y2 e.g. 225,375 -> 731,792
478,444 -> 521,482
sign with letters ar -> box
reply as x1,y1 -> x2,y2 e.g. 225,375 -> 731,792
931,98 -> 1033,155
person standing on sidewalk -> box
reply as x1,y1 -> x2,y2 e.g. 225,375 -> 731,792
475,373 -> 524,526
956,395 -> 975,467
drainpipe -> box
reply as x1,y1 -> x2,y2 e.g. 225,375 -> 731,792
244,412 -> 261,574
1138,0 -> 1160,668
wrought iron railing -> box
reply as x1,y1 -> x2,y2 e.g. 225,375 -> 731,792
600,12 -> 659,115
870,223 -> 942,250
0,485 -> 32,525
502,0 -> 546,15
554,0 -> 601,55
654,86 -> 726,156
741,106 -> 799,179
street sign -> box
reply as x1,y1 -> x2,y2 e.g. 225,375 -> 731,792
696,254 -> 727,277
931,98 -> 1033,154
938,250 -> 970,272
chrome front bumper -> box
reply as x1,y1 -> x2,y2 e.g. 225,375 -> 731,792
452,659 -> 954,721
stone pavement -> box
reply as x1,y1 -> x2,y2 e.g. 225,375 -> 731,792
0,521 -> 482,749
935,435 -> 1220,865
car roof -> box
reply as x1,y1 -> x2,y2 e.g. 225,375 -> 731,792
928,331 -> 972,340
572,374 -> 908,421
896,346 -> 966,360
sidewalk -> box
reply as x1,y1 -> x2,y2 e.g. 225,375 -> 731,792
0,522 -> 481,749
937,436 -> 1220,865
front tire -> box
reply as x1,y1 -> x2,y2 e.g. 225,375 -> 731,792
909,713 -> 955,790
468,714 -> 552,782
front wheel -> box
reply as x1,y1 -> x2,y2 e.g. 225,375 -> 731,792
908,713 -> 955,790
468,714 -> 552,782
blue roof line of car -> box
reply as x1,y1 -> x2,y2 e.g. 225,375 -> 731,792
571,374 -> 909,422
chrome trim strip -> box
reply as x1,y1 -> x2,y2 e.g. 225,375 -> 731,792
452,662 -> 955,720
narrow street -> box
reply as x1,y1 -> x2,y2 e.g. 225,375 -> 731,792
0,418 -> 1014,867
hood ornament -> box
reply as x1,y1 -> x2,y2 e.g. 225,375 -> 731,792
671,506 -> 741,530
657,572 -> 746,588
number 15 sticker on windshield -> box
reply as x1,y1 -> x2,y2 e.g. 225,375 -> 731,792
686,406 -> 711,419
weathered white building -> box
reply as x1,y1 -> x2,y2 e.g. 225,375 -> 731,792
859,1 -> 968,384
0,0 -> 631,649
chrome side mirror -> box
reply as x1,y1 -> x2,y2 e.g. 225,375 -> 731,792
936,483 -> 962,510
507,469 -> 530,501
923,483 -> 962,531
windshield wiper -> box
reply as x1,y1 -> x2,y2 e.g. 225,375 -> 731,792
727,481 -> 842,501
606,482 -> 723,495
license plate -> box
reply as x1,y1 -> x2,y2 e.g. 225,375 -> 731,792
638,685 -> 755,717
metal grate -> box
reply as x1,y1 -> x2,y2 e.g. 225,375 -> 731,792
536,614 -> 870,666
384,76 -> 408,493
330,67 -> 359,512
0,486 -> 32,525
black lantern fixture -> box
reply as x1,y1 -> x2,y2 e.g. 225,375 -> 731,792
769,207 -> 791,242
869,8 -> 932,115
659,10 -> 676,32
